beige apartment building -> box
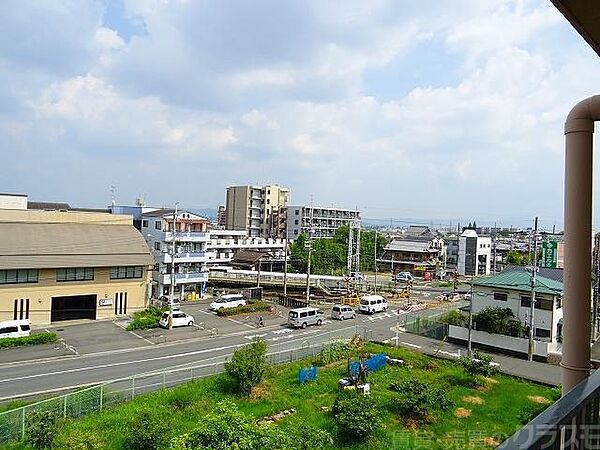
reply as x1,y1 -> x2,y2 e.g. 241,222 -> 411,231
224,185 -> 289,237
0,208 -> 153,325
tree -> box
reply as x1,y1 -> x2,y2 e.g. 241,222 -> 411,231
390,379 -> 453,423
224,339 -> 267,396
332,391 -> 381,441
459,350 -> 498,385
25,410 -> 62,450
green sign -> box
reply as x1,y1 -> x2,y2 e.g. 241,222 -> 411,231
542,240 -> 558,268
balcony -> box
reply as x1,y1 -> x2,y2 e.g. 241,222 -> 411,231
164,231 -> 208,242
162,252 -> 208,263
161,271 -> 208,285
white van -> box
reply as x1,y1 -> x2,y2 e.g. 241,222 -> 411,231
359,295 -> 388,315
288,307 -> 325,329
0,320 -> 31,339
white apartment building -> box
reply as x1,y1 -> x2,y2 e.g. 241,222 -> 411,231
225,185 -> 290,238
206,230 -> 286,266
280,205 -> 361,240
142,209 -> 210,299
458,229 -> 492,276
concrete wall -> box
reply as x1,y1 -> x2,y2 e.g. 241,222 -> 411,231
448,325 -> 559,358
225,186 -> 250,232
0,267 -> 150,325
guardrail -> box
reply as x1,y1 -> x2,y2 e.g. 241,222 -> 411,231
0,326 -> 369,446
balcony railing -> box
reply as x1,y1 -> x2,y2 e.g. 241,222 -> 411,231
164,231 -> 208,242
161,271 -> 208,285
162,252 -> 208,263
498,368 -> 600,449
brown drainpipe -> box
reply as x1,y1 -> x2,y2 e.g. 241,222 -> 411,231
562,95 -> 600,394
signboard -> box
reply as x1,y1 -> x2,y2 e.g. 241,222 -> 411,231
542,240 -> 558,268
99,298 -> 113,306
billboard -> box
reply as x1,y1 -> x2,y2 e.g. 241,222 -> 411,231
542,240 -> 558,268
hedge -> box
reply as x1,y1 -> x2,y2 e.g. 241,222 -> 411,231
0,332 -> 58,350
216,302 -> 272,317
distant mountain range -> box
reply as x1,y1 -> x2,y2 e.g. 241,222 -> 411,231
189,208 -> 218,220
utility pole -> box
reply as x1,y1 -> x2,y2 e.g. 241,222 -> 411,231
347,222 -> 353,275
492,221 -> 497,274
374,230 -> 378,294
527,217 -> 539,362
468,277 -> 473,357
169,202 -> 179,330
305,207 -> 314,305
356,218 -> 361,275
283,235 -> 288,297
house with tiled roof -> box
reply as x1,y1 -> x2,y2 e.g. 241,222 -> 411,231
449,267 -> 564,361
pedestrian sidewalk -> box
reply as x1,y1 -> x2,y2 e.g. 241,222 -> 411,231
377,329 -> 561,386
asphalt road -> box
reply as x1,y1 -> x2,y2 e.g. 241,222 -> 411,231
0,303 -> 386,401
0,299 -> 560,402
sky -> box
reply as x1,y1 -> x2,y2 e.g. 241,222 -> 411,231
1,0 -> 600,230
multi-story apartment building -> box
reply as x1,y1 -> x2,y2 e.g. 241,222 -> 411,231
142,209 -> 210,299
0,206 -> 153,324
217,206 -> 227,228
225,185 -> 290,237
458,229 -> 492,276
278,205 -> 361,240
206,230 -> 286,266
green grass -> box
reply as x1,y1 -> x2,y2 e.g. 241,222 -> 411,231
1,344 -> 556,450
0,332 -> 57,350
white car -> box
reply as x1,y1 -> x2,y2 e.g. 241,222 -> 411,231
209,294 -> 246,311
159,311 -> 195,328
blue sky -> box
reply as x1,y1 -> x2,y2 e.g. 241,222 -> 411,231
1,0 -> 599,230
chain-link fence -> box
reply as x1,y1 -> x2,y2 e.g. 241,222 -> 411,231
0,325 -> 370,446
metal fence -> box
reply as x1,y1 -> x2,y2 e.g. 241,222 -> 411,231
0,326 -> 369,446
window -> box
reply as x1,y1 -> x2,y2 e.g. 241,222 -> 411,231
294,219 -> 299,225
0,269 -> 38,284
267,199 -> 270,205
535,328 -> 551,338
13,298 -> 30,320
294,230 -> 298,235
538,299 -> 553,311
556,296 -> 562,308
493,292 -> 508,301
155,221 -> 161,230
521,296 -> 531,308
154,242 -> 161,251
142,220 -> 148,228
295,209 -> 299,215
57,268 -> 94,282
110,266 -> 143,279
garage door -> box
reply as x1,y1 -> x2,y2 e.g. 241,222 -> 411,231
51,294 -> 97,322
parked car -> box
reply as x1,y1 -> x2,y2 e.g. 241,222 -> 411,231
209,293 -> 246,311
331,304 -> 356,321
288,307 -> 325,329
0,320 -> 31,339
358,295 -> 388,314
159,311 -> 195,328
394,272 -> 413,283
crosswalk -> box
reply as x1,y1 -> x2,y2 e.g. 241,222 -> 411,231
243,320 -> 333,342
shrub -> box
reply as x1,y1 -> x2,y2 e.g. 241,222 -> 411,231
332,391 -> 381,441
458,350 -> 498,381
390,379 -> 454,422
25,410 -> 62,450
473,307 -> 527,337
216,301 -> 272,317
124,410 -> 170,450
126,307 -> 167,331
225,339 -> 267,395
53,429 -> 104,449
0,332 -> 58,349
441,310 -> 467,327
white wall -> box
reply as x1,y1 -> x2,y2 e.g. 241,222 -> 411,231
448,325 -> 556,358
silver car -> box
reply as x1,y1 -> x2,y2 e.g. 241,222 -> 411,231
331,304 -> 356,321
